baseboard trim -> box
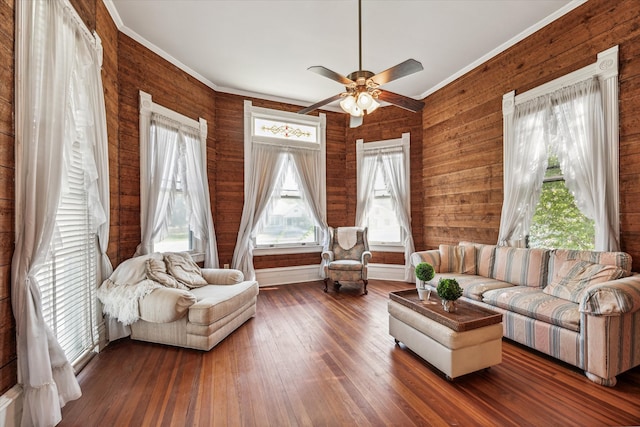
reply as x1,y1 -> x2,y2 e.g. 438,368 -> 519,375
255,263 -> 408,286
0,385 -> 22,427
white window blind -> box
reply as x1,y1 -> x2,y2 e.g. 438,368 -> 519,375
35,140 -> 99,366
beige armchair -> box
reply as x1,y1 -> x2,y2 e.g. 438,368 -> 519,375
322,226 -> 372,295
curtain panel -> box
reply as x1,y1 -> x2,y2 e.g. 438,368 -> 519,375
13,0 -> 110,424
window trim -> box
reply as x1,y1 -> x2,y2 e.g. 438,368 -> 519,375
356,133 -> 411,252
139,90 -> 207,260
244,101 -> 326,255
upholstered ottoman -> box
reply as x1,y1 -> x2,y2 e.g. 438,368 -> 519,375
388,290 -> 503,380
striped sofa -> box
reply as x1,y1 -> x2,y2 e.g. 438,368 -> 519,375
410,242 -> 640,386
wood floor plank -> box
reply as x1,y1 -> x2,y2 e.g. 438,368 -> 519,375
60,280 -> 640,426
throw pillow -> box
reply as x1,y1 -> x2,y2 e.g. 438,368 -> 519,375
439,244 -> 476,274
145,258 -> 189,290
164,252 -> 208,288
543,259 -> 629,303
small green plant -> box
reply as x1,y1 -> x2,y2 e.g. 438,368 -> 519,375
415,262 -> 435,283
437,278 -> 463,301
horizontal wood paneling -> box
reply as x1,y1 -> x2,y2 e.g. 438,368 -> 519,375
421,0 -> 640,270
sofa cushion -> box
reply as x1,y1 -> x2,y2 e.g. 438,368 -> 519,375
491,247 -> 550,288
548,249 -> 632,287
482,287 -> 580,332
543,259 -> 630,303
164,252 -> 208,288
430,273 -> 514,301
459,242 -> 497,278
439,245 -> 476,274
146,257 -> 189,290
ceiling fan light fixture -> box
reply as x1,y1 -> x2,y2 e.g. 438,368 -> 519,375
340,95 -> 356,113
366,99 -> 380,115
350,104 -> 363,117
357,91 -> 374,109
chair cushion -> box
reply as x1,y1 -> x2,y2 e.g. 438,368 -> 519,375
328,260 -> 364,271
189,281 -> 259,325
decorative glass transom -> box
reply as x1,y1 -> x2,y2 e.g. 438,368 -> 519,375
254,118 -> 317,143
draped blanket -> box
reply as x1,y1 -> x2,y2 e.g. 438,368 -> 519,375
97,278 -> 161,325
97,253 -> 164,325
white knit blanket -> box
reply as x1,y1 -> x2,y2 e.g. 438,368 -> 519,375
97,278 -> 161,326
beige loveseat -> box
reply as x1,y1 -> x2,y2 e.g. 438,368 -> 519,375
98,252 -> 259,351
410,242 -> 640,386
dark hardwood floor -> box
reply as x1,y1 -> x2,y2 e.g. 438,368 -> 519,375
60,280 -> 640,426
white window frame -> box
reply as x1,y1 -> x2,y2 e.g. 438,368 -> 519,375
356,133 -> 411,253
244,101 -> 326,256
139,90 -> 207,260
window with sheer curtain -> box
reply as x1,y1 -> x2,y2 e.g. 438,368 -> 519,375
499,46 -> 619,251
232,101 -> 327,280
137,91 -> 219,267
13,0 -> 112,423
356,133 -> 415,281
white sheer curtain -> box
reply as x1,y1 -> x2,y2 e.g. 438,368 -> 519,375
498,97 -> 550,246
554,78 -> 619,250
13,0 -> 109,424
182,128 -> 219,267
232,144 -> 286,280
355,153 -> 378,226
381,151 -> 415,281
290,147 -> 330,271
136,117 -> 180,255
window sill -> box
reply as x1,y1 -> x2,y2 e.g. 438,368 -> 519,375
369,244 -> 405,253
254,245 -> 323,256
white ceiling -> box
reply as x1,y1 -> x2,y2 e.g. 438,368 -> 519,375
105,0 -> 584,111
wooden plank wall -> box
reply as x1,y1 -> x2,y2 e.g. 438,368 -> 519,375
0,0 -> 15,397
421,0 -> 640,270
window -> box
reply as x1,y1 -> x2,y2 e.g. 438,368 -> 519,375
35,140 -> 101,365
367,166 -> 402,244
356,133 -> 414,262
529,156 -> 595,250
500,46 -> 619,251
139,91 -> 218,266
242,102 -> 326,253
255,158 -> 318,246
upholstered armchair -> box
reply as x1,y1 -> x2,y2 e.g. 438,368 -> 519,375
322,226 -> 372,295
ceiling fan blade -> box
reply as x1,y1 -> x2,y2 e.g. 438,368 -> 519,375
349,115 -> 363,128
298,93 -> 344,115
370,59 -> 424,85
377,90 -> 425,113
308,66 -> 355,85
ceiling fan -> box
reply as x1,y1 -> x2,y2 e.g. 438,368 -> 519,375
298,0 -> 425,128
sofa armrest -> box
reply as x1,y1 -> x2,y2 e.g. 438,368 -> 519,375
201,268 -> 245,285
139,287 -> 197,323
580,274 -> 640,316
410,250 -> 441,272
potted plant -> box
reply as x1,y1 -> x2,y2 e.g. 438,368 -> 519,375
436,278 -> 463,312
415,262 -> 435,301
